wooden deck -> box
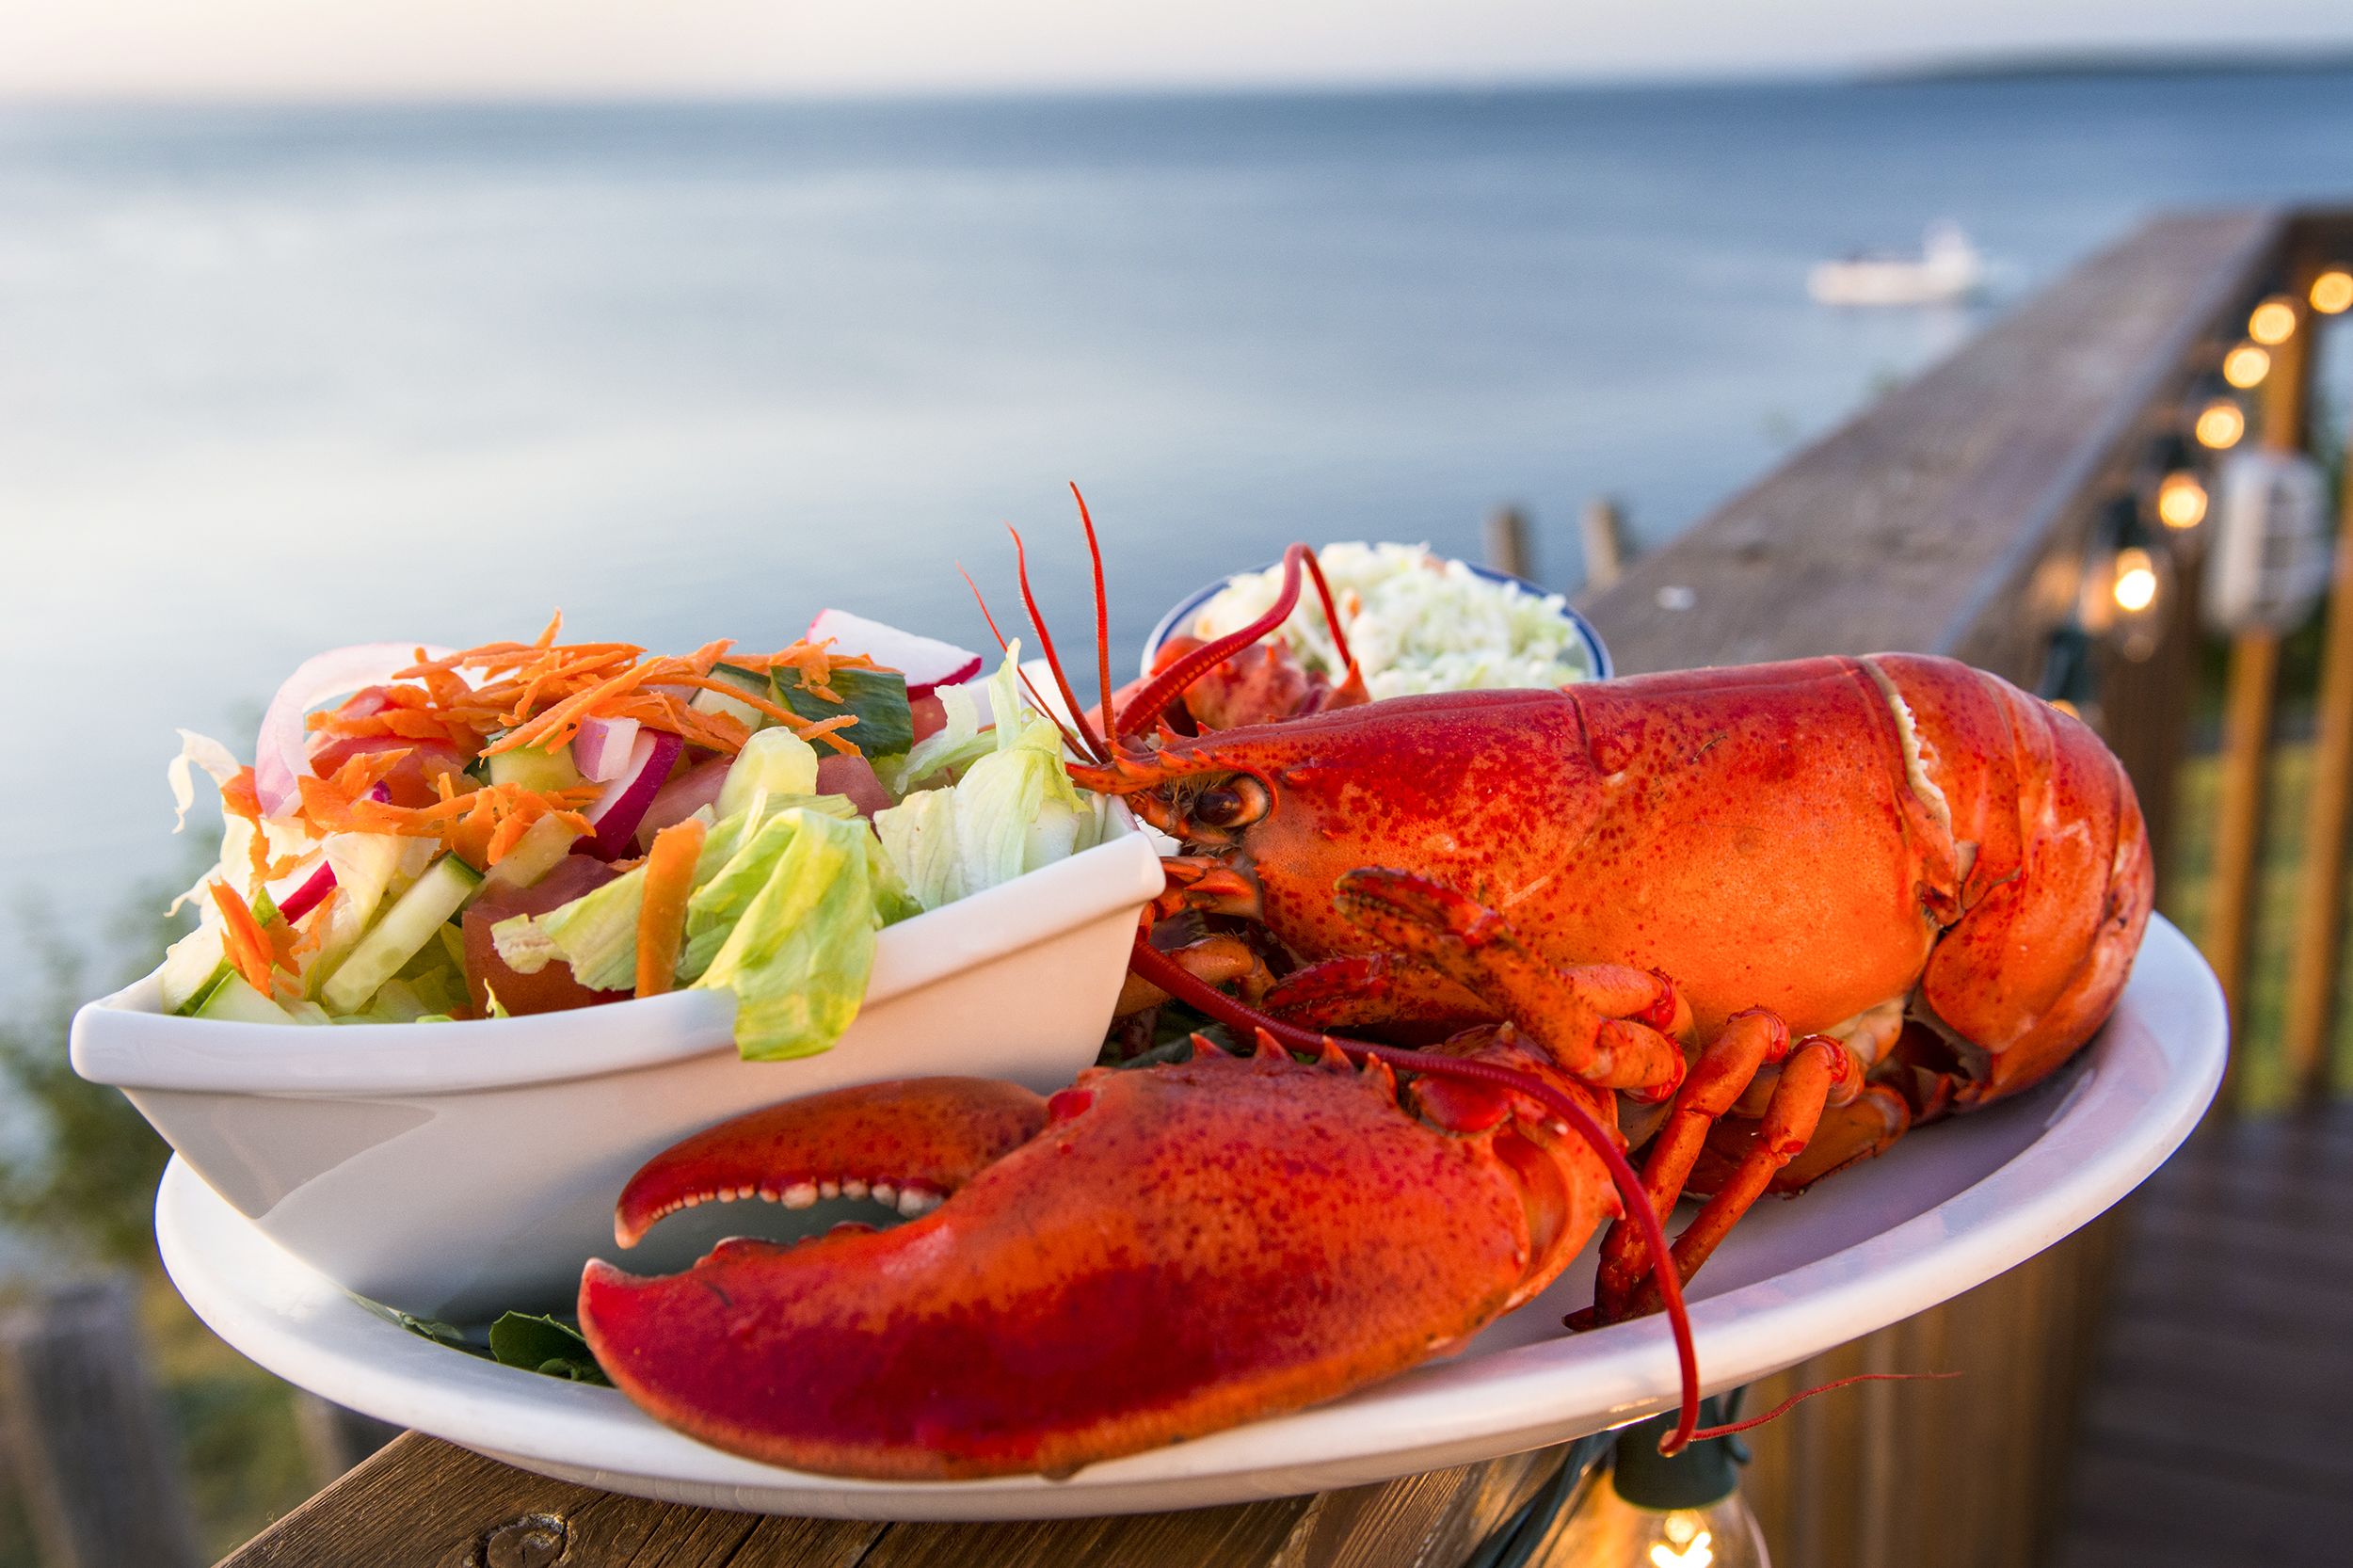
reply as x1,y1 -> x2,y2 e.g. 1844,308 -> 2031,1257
2053,1106 -> 2353,1568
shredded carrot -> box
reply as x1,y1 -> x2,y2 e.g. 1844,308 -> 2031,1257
285,885 -> 341,972
635,817 -> 707,999
269,621 -> 892,865
209,881 -> 279,995
797,713 -> 863,756
214,766 -> 274,884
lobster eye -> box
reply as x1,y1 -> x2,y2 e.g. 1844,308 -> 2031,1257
1193,776 -> 1271,829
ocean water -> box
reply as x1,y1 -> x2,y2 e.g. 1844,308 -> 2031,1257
6,72 -> 2353,978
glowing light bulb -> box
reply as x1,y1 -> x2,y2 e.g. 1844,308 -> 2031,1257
2311,270 -> 2353,315
2112,548 -> 2158,613
2222,344 -> 2270,389
2248,296 -> 2297,345
1650,1512 -> 1716,1567
1547,1465 -> 1769,1568
2195,400 -> 2245,450
2156,471 -> 2208,530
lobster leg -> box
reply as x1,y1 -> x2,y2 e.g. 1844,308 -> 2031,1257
1114,932 -> 1274,1017
1149,855 -> 1263,922
1260,952 -> 1497,1042
1331,868 -> 1689,1096
1754,1082 -> 1913,1194
1602,1034 -> 1849,1322
1586,1008 -> 1789,1320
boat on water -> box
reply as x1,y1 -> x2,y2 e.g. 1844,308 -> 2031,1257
1809,222 -> 1989,306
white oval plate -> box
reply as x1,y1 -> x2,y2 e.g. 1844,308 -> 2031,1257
157,915 -> 2222,1523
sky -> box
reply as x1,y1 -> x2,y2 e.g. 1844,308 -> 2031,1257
4,1 -> 2353,100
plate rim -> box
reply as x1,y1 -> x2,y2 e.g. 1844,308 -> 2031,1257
156,914 -> 2221,1521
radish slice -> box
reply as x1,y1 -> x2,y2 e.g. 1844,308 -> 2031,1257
633,756 -> 730,851
573,716 -> 641,783
276,861 -> 337,922
806,610 -> 983,698
253,642 -> 456,817
582,731 -> 684,859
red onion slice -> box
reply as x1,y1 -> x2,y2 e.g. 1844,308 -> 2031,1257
275,861 -> 338,922
253,642 -> 455,817
806,610 -> 983,698
582,731 -> 684,859
633,755 -> 731,851
572,715 -> 641,783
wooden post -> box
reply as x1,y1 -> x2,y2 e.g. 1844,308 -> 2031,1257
2278,298 -> 2348,1104
2207,269 -> 2313,1084
2205,632 -> 2281,1050
0,1276 -> 201,1568
1579,497 -> 1627,593
1485,505 -> 1531,582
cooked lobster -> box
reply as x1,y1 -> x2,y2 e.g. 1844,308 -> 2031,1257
579,513 -> 2152,1480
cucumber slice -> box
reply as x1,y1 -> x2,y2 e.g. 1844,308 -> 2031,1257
195,974 -> 300,1025
320,856 -> 484,1015
482,812 -> 584,891
690,664 -> 774,732
488,743 -> 584,793
160,925 -> 230,1015
773,665 -> 913,760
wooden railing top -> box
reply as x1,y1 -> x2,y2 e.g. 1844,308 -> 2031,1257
1582,208 -> 2289,681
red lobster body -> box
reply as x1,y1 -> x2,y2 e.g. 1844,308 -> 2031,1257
1128,653 -> 2149,1120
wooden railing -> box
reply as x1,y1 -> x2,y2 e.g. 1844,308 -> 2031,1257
26,205 -> 2339,1568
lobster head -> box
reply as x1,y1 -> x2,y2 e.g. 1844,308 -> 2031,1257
1072,687 -> 1600,962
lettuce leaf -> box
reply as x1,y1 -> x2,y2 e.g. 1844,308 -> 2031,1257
692,808 -> 882,1061
491,792 -> 862,993
881,678 -> 996,795
495,863 -> 646,992
873,648 -> 1111,911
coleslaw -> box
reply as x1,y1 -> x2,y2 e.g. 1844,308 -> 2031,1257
1190,541 -> 1596,696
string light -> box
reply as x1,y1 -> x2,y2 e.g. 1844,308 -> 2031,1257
2149,434 -> 2208,534
2311,269 -> 2353,316
1549,1404 -> 1770,1567
2157,471 -> 2208,530
2195,399 -> 2246,450
2112,546 -> 2158,613
2247,295 -> 2298,345
2221,344 -> 2271,389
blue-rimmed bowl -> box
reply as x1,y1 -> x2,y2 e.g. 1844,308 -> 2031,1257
1144,554 -> 1612,683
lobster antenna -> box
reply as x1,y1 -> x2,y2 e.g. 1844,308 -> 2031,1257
1069,483 -> 1120,757
1125,936 -> 1705,1455
959,563 -> 1090,759
1684,1371 -> 1961,1442
1009,525 -> 1110,764
1112,543 -> 1316,742
1298,547 -> 1356,674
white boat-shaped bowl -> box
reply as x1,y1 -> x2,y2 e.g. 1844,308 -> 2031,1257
73,823 -> 1162,1320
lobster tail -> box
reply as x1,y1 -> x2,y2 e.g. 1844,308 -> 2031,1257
1872,655 -> 2154,1110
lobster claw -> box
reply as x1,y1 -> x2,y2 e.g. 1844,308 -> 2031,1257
579,1054 -> 1583,1480
609,1077 -> 1048,1244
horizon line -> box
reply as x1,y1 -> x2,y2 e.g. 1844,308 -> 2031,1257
6,41 -> 2352,110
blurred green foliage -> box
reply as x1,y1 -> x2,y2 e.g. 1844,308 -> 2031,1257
0,856 -> 317,1560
